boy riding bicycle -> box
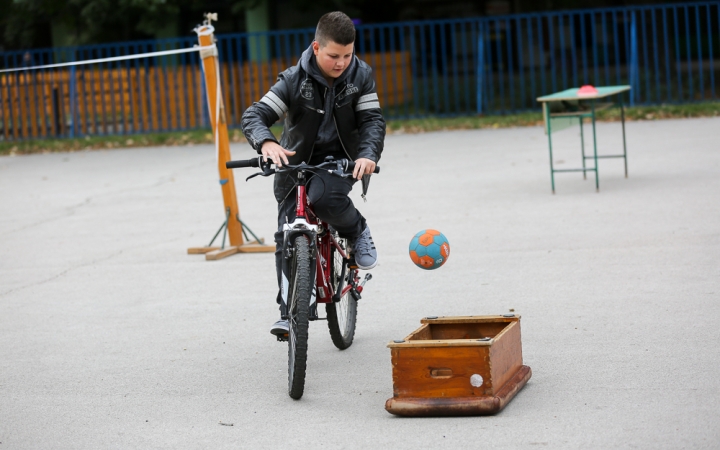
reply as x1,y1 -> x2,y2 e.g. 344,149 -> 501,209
240,11 -> 386,337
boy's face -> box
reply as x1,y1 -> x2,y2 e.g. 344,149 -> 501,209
312,40 -> 354,81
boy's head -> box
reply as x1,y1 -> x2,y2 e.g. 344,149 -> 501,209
315,11 -> 355,47
312,12 -> 356,82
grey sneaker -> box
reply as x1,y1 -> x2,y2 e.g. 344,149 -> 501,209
352,226 -> 378,270
270,319 -> 289,337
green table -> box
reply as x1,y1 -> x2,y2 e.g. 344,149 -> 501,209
537,85 -> 630,193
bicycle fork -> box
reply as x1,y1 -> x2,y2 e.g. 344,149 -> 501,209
279,227 -> 317,321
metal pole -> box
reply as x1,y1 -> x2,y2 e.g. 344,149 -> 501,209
591,99 -> 599,192
620,95 -> 628,178
580,116 -> 586,180
629,12 -> 638,106
477,22 -> 484,115
545,103 -> 556,194
195,16 -> 245,247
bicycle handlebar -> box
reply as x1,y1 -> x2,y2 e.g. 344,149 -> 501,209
225,157 -> 380,174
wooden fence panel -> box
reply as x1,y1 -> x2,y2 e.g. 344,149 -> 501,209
17,74 -> 27,139
360,51 -> 413,106
10,75 -> 20,139
138,68 -> 150,132
167,66 -> 180,132
119,69 -> 130,133
28,74 -> 39,138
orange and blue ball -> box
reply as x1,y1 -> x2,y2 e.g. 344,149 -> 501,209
409,229 -> 450,270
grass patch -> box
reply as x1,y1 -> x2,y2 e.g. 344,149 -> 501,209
0,126 -> 282,157
387,111 -> 544,133
0,130 -> 216,156
2,102 -> 718,156
387,101 -> 720,133
595,101 -> 720,121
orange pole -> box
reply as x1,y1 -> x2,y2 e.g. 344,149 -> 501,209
196,23 -> 244,247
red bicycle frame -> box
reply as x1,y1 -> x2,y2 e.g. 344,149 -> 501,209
294,184 -> 359,304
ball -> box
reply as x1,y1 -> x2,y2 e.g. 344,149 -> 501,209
409,229 -> 450,270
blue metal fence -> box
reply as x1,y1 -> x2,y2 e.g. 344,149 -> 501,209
475,2 -> 719,112
1,2 -> 718,141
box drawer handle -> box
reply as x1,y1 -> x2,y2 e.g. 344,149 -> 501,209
430,368 -> 453,378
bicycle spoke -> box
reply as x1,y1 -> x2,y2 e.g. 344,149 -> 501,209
326,236 -> 358,350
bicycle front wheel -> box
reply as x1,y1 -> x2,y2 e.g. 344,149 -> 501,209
326,237 -> 358,350
288,235 -> 313,399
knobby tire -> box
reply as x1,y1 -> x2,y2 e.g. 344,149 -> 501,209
326,237 -> 358,350
288,235 -> 312,399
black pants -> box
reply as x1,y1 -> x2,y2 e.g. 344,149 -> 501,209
273,170 -> 366,303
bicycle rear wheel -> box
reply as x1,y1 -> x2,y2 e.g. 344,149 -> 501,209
288,235 -> 312,399
326,237 -> 358,350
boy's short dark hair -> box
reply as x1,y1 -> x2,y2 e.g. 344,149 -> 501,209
315,11 -> 356,47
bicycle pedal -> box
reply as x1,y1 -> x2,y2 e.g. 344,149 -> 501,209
276,334 -> 288,342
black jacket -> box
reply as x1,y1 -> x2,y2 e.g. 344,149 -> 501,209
240,45 -> 386,165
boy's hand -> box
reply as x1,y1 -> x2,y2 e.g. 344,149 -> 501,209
261,141 -> 296,167
353,158 -> 376,180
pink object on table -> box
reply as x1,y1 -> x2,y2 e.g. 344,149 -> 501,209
577,85 -> 599,96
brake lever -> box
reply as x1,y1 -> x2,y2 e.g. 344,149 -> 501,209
330,160 -> 353,178
245,162 -> 276,181
246,171 -> 265,181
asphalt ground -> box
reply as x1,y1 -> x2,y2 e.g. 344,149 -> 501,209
1,117 -> 719,449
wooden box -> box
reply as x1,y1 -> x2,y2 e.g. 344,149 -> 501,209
385,315 -> 531,417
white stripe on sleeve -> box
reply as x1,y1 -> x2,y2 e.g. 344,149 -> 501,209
265,91 -> 288,114
260,96 -> 283,118
357,93 -> 378,104
355,101 -> 381,112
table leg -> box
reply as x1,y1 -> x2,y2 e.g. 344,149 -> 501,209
591,100 -> 599,192
579,116 -> 586,180
545,103 -> 556,194
620,97 -> 628,178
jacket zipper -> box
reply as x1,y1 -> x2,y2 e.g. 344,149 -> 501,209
306,87 -> 327,163
333,115 -> 352,161
302,104 -> 325,114
331,83 -> 352,160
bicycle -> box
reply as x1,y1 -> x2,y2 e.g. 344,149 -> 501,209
225,156 -> 380,399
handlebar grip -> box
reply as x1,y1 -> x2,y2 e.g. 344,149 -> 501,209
226,158 -> 261,169
345,160 -> 380,174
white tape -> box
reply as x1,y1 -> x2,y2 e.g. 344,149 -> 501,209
0,45 -> 216,74
195,24 -> 215,37
199,46 -> 218,59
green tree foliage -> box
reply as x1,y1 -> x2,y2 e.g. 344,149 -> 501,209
0,0 -> 677,51
2,0 -> 191,49
1,0 -> 275,49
